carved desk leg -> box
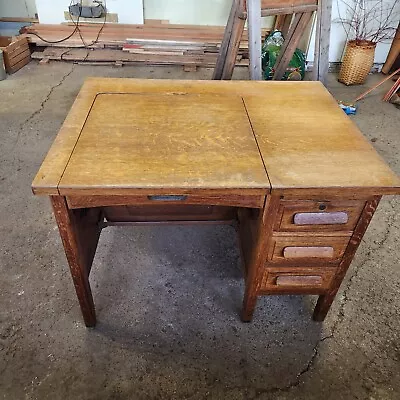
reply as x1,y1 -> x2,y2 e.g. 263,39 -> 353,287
313,196 -> 381,321
241,195 -> 280,322
50,196 -> 103,327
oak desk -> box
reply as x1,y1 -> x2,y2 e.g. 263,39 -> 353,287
32,78 -> 400,327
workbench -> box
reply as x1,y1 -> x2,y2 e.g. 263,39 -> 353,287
32,78 -> 400,327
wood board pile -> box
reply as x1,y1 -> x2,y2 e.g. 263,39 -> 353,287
31,47 -> 228,67
22,22 -> 270,67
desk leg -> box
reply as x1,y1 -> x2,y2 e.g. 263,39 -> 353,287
242,285 -> 258,322
50,196 -> 102,327
313,196 -> 381,321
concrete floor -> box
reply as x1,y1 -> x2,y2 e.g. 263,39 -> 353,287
0,62 -> 399,400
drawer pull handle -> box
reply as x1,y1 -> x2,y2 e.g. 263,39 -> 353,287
147,195 -> 188,202
276,275 -> 322,286
294,212 -> 348,225
283,246 -> 334,258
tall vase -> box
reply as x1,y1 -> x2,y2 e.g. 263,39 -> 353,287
339,40 -> 377,85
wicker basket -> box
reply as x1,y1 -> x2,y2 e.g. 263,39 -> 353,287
339,40 -> 376,85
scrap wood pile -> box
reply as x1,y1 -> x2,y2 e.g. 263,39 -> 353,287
21,22 -> 270,68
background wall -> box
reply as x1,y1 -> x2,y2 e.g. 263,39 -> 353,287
34,0 -> 143,24
0,0 -> 37,18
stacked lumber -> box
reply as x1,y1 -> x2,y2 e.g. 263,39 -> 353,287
31,47 -> 228,67
0,37 -> 31,74
21,22 -> 270,67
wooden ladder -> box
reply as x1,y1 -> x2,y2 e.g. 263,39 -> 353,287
213,0 -> 332,84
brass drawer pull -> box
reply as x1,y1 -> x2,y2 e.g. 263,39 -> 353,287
294,211 -> 348,225
276,275 -> 322,286
147,195 -> 188,201
283,246 -> 334,258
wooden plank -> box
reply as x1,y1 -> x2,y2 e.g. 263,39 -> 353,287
213,0 -> 238,79
5,48 -> 31,66
57,93 -> 270,194
261,0 -> 317,8
31,48 -> 221,67
247,0 -> 262,80
2,37 -> 29,54
221,0 -> 246,79
382,21 -> 400,74
7,56 -> 31,74
274,14 -> 292,37
0,17 -> 38,23
312,0 -> 332,84
261,4 -> 317,16
273,12 -> 313,80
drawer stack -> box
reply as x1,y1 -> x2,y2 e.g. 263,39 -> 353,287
259,198 -> 366,294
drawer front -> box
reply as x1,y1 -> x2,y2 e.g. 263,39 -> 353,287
274,200 -> 365,232
267,235 -> 350,265
259,267 -> 336,294
67,194 -> 265,209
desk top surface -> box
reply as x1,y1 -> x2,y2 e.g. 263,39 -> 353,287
32,78 -> 400,196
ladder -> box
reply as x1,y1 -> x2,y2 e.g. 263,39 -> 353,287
213,0 -> 332,84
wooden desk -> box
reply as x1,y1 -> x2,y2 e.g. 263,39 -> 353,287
32,78 -> 400,327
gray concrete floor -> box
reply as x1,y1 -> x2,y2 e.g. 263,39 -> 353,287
0,62 -> 399,400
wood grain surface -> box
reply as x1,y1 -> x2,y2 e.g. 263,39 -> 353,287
243,84 -> 400,192
57,93 -> 269,194
32,78 -> 400,196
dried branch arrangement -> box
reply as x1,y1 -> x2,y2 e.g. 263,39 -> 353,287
336,0 -> 400,43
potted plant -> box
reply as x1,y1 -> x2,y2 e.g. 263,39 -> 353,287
337,0 -> 399,85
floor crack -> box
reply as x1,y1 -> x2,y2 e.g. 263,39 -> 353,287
9,64 -> 75,153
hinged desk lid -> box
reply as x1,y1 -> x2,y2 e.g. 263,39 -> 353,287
34,89 -> 270,195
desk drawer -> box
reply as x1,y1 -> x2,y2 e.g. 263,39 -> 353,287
274,200 -> 365,232
259,267 -> 336,294
66,194 -> 265,209
267,235 -> 350,265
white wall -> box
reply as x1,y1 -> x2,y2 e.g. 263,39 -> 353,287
143,0 -> 274,27
35,0 -> 143,24
307,0 -> 398,63
0,0 -> 37,18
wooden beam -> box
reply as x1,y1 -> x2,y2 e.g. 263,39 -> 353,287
274,14 -> 293,37
312,0 -> 332,84
247,0 -> 263,80
261,4 -> 317,16
221,0 -> 247,79
273,12 -> 313,80
381,21 -> 400,74
212,0 -> 238,79
0,17 -> 38,23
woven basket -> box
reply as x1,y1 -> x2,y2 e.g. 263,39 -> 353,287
339,40 -> 376,85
